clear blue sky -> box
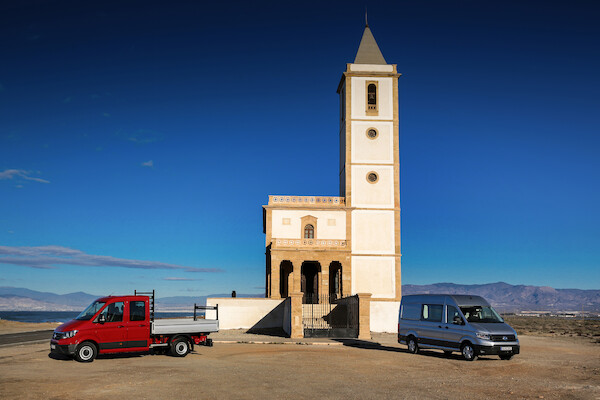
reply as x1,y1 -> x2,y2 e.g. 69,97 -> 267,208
1,0 -> 599,296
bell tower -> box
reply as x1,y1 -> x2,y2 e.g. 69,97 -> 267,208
337,24 -> 401,327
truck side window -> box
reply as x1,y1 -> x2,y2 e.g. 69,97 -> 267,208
447,305 -> 461,324
421,304 -> 443,322
99,301 -> 124,322
130,301 -> 146,321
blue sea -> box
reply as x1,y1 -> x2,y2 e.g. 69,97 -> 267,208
0,311 -> 196,323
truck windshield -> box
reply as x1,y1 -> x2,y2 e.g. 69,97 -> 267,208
76,301 -> 106,320
459,306 -> 504,323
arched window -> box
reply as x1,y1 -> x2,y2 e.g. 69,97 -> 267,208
366,81 -> 378,115
304,224 -> 314,239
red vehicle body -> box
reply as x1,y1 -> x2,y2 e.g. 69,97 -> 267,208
50,292 -> 217,362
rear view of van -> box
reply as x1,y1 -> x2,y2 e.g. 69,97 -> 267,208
398,294 -> 519,361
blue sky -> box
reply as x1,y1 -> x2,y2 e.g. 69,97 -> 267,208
1,0 -> 599,296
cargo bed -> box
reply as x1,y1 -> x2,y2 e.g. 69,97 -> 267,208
151,318 -> 219,335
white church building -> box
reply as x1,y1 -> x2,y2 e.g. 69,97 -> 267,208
262,23 -> 402,332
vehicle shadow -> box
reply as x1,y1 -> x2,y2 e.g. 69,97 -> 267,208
48,351 -> 151,361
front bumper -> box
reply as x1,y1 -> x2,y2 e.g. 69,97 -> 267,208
50,340 -> 77,356
475,343 -> 520,356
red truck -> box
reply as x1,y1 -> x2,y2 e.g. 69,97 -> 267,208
50,290 -> 219,362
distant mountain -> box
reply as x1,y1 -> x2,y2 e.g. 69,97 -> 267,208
1,284 -> 598,312
402,282 -> 600,312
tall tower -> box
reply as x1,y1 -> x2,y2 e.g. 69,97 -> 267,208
338,24 -> 401,329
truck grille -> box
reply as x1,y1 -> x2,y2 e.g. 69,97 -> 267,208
490,334 -> 516,342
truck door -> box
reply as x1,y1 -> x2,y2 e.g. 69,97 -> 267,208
96,301 -> 127,351
125,300 -> 149,349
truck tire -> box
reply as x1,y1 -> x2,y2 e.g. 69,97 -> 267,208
171,338 -> 190,357
206,338 -> 213,347
74,341 -> 97,363
461,342 -> 477,361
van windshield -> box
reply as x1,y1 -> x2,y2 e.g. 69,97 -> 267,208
459,306 -> 504,323
76,301 -> 106,320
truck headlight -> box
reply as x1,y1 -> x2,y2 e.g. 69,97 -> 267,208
476,332 -> 490,340
62,330 -> 78,339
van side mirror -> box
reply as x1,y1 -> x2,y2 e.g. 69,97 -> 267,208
97,314 -> 106,324
453,316 -> 463,325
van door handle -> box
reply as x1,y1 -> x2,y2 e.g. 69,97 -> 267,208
138,324 -> 146,327
438,325 -> 442,329
445,326 -> 449,329
117,325 -> 125,328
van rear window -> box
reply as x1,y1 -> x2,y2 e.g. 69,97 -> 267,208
401,303 -> 421,320
421,304 -> 443,322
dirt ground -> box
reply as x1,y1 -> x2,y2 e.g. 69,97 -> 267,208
0,333 -> 598,400
0,320 -> 60,334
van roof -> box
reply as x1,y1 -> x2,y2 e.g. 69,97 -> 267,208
401,294 -> 490,307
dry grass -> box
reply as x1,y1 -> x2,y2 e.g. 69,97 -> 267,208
503,316 -> 600,343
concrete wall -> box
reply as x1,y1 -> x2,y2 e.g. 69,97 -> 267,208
370,300 -> 400,333
206,298 -> 285,330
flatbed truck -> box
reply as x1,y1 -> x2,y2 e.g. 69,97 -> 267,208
50,290 -> 218,362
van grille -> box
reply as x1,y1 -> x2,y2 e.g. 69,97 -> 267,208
490,334 -> 516,342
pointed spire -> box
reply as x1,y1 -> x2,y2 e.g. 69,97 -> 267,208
353,25 -> 387,65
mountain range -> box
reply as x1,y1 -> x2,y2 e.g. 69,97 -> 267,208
1,283 -> 598,312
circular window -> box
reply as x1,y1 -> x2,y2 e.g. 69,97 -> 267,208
366,128 -> 378,139
366,171 -> 379,183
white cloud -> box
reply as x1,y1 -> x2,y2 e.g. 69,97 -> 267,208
141,160 -> 154,168
163,277 -> 202,281
0,169 -> 50,184
0,245 -> 222,273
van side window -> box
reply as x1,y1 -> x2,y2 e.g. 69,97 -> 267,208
129,301 -> 146,321
447,305 -> 462,324
401,303 -> 421,320
99,301 -> 124,322
421,304 -> 443,322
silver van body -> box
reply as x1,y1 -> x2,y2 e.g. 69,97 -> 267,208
398,294 -> 519,361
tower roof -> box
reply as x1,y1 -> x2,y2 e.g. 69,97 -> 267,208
353,25 -> 387,65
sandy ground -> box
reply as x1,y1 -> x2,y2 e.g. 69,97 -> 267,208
0,320 -> 61,334
0,331 -> 598,399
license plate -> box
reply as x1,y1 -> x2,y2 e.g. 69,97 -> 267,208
51,344 -> 56,350
500,346 -> 512,351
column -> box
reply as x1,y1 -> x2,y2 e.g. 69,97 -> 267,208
270,254 -> 280,299
357,293 -> 372,340
289,292 -> 304,338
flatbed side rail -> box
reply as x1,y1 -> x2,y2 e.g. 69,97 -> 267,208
194,304 -> 218,321
135,290 -> 155,321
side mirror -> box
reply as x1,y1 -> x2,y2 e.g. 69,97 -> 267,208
453,316 -> 463,325
97,314 -> 106,324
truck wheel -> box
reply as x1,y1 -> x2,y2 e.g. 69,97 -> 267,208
499,354 -> 513,360
74,341 -> 97,363
407,337 -> 418,354
171,338 -> 190,357
205,338 -> 213,347
461,343 -> 477,361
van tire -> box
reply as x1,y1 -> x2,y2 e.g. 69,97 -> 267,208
407,337 -> 418,354
171,338 -> 190,357
74,341 -> 97,363
461,342 -> 477,361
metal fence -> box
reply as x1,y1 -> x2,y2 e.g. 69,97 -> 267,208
302,294 -> 358,338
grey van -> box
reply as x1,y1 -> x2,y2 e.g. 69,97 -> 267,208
398,294 -> 519,361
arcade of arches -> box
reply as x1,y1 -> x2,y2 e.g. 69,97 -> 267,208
266,252 -> 349,302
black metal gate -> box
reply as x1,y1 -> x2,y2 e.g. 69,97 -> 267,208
302,294 -> 358,338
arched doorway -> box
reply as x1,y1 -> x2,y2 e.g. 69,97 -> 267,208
329,261 -> 342,301
279,260 -> 292,298
301,261 -> 320,303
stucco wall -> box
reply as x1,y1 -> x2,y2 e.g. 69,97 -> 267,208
271,210 -> 346,239
350,76 -> 393,120
370,301 -> 400,332
205,298 -> 285,330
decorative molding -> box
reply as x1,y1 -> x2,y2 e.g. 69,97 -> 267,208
268,195 -> 346,207
273,238 -> 348,250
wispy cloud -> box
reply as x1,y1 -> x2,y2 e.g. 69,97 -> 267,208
117,129 -> 163,144
163,277 -> 202,281
0,246 -> 222,273
0,169 -> 49,184
141,160 -> 154,168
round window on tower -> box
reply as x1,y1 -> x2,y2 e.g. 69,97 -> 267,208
366,171 -> 379,184
366,128 -> 378,140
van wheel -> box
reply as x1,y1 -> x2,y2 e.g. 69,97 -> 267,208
461,343 -> 477,361
74,341 -> 97,363
407,337 -> 418,354
171,338 -> 190,357
499,354 -> 513,360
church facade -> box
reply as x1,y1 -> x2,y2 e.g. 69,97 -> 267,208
262,24 -> 401,331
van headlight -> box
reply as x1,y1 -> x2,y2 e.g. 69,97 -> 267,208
62,330 -> 78,339
476,332 -> 490,340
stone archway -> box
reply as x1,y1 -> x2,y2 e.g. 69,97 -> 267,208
279,260 -> 293,298
301,261 -> 320,303
329,261 -> 343,301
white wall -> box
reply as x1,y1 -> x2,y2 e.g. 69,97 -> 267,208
271,210 -> 346,239
351,77 -> 393,120
351,121 -> 394,164
206,298 -> 285,330
352,256 -> 396,298
351,210 -> 395,254
350,165 -> 394,208
370,301 -> 400,332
